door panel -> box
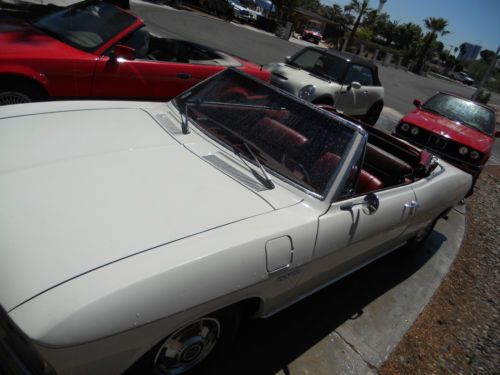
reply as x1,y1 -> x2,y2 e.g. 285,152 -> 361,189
92,57 -> 223,100
298,186 -> 416,291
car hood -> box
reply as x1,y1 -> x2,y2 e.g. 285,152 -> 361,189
0,105 -> 275,311
266,63 -> 334,89
403,109 -> 494,152
0,18 -> 83,58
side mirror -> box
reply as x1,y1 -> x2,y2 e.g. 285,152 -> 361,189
413,99 -> 422,108
349,81 -> 362,90
285,56 -> 292,64
363,192 -> 379,215
340,192 -> 379,215
112,44 -> 135,61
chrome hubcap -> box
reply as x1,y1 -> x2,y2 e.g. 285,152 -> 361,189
0,91 -> 31,105
154,318 -> 221,375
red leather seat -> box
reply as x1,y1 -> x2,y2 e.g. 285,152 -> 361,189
356,169 -> 384,193
310,152 -> 341,192
254,117 -> 308,159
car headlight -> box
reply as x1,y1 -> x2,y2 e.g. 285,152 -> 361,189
298,85 -> 316,100
469,150 -> 480,160
410,127 -> 420,136
400,123 -> 410,132
458,146 -> 469,155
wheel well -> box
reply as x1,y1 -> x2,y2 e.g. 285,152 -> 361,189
312,96 -> 334,106
235,297 -> 263,319
0,74 -> 49,98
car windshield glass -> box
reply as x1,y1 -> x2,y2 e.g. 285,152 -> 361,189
174,69 -> 357,197
422,93 -> 495,135
289,49 -> 348,82
34,2 -> 137,53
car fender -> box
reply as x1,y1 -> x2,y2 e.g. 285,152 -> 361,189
8,203 -> 318,348
0,64 -> 49,91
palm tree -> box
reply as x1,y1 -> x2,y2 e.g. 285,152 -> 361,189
413,17 -> 450,73
345,0 -> 373,51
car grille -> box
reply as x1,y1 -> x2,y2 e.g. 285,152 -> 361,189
396,125 -> 483,168
427,133 -> 448,149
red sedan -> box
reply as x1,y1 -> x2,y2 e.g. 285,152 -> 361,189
394,92 -> 499,193
0,1 -> 270,105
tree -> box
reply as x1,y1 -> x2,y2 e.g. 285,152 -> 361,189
480,49 -> 496,64
345,0 -> 373,50
413,17 -> 450,73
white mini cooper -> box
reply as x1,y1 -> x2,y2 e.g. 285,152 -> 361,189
265,47 -> 385,124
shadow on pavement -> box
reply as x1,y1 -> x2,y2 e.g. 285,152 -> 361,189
215,230 -> 447,375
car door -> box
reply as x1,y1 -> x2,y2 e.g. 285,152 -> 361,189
295,182 -> 416,294
91,28 -> 224,100
335,64 -> 376,116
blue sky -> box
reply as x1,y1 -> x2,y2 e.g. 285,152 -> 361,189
320,0 -> 500,54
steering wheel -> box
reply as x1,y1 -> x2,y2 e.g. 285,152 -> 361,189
282,153 -> 311,185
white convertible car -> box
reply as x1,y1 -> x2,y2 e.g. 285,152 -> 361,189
0,69 -> 470,375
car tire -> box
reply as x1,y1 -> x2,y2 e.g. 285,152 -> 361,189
0,83 -> 46,106
364,101 -> 383,125
128,306 -> 240,375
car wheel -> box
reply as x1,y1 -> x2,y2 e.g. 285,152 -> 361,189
130,307 -> 239,375
0,83 -> 46,106
364,101 -> 383,125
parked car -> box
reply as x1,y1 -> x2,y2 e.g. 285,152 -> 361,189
265,47 -> 385,124
198,0 -> 234,19
229,0 -> 252,23
301,26 -> 322,44
394,92 -> 499,194
448,71 -> 474,85
0,0 -> 268,106
0,68 -> 471,375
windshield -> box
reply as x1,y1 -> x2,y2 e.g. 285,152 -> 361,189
289,49 -> 349,82
34,2 -> 137,53
422,93 -> 495,135
174,69 -> 357,197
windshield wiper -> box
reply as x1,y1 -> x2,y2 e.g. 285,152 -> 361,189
240,142 -> 275,189
186,99 -> 275,189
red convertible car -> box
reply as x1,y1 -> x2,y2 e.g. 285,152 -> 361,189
394,92 -> 499,193
0,1 -> 270,105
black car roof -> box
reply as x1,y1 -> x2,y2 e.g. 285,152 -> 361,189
306,47 -> 378,70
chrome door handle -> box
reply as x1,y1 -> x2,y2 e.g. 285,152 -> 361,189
404,200 -> 420,214
362,90 -> 369,95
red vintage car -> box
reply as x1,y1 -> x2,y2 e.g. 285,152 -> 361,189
394,92 -> 499,192
301,27 -> 322,45
0,1 -> 270,105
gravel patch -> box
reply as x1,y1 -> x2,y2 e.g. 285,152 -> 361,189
379,168 -> 500,374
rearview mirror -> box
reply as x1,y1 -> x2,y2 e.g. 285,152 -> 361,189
113,44 -> 135,61
413,99 -> 422,108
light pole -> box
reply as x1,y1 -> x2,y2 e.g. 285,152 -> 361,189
377,0 -> 387,13
471,45 -> 500,101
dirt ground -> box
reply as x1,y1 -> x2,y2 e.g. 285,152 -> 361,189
379,167 -> 500,375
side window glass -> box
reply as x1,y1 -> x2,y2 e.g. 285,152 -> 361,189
343,65 -> 374,86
